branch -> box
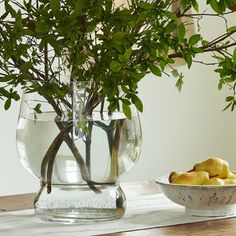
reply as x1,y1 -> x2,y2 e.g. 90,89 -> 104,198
183,11 -> 234,17
202,31 -> 236,50
192,60 -> 219,66
203,42 -> 236,53
44,44 -> 49,81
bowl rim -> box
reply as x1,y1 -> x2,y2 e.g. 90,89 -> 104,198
156,174 -> 236,188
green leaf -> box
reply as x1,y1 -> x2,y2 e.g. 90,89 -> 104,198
112,31 -> 127,40
124,48 -> 132,60
172,69 -> 179,78
0,75 -> 13,82
108,100 -> 119,112
163,11 -> 177,20
165,22 -> 177,34
4,98 -> 11,110
21,61 -> 32,73
50,0 -> 60,14
192,0 -> 199,12
178,23 -> 185,42
184,53 -> 192,68
224,77 -> 235,83
226,96 -> 234,102
138,2 -> 154,10
11,91 -> 20,101
209,0 -> 224,14
180,0 -> 187,14
218,79 -> 224,90
122,103 -> 132,120
149,63 -> 162,77
233,48 -> 236,64
176,78 -> 183,92
201,40 -> 209,46
110,61 -> 122,72
34,103 -> 42,114
132,95 -> 143,112
118,48 -> 132,63
188,34 -> 201,46
227,26 -> 236,33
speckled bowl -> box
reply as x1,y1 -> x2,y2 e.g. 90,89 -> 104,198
156,175 -> 236,216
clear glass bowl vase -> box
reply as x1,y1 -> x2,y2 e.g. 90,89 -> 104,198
16,81 -> 142,223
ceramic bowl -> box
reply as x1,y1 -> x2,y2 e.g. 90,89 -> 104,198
156,175 -> 236,217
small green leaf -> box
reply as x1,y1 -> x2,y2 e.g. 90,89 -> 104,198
149,63 -> 162,77
34,103 -> 42,114
138,2 -> 154,9
178,23 -> 185,42
132,95 -> 143,112
165,22 -> 177,34
188,34 -> 201,46
201,40 -> 209,46
122,103 -> 132,120
184,53 -> 192,68
1,75 -> 13,82
226,96 -> 234,102
218,80 -> 224,90
4,98 -> 11,110
11,92 -> 20,101
50,0 -> 60,14
180,0 -> 187,14
112,31 -> 127,40
192,0 -> 199,12
227,26 -> 236,33
172,69 -> 179,78
224,77 -> 235,83
163,11 -> 177,20
110,61 -> 122,72
209,0 -> 224,14
176,78 -> 183,92
21,61 -> 32,73
233,48 -> 236,64
119,48 -> 132,63
124,48 -> 132,60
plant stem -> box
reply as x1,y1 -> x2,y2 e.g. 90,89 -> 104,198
86,121 -> 93,173
40,123 -> 72,193
110,119 -> 125,182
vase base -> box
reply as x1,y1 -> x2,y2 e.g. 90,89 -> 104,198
35,207 -> 124,224
34,184 -> 126,223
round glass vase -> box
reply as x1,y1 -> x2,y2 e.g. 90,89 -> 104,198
16,82 -> 142,223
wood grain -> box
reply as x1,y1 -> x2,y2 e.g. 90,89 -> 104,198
107,218 -> 236,236
1,181 -> 236,236
0,193 -> 35,212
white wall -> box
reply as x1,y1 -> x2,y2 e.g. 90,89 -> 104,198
0,2 -> 236,195
126,5 -> 236,181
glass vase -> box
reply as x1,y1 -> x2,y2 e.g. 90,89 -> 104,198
16,81 -> 142,223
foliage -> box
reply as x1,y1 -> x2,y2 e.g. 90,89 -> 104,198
0,0 -> 236,114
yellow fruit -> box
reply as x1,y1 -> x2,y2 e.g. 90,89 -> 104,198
204,177 -> 224,185
227,171 -> 236,179
224,178 -> 236,185
193,157 -> 229,179
169,171 -> 209,185
168,171 -> 184,183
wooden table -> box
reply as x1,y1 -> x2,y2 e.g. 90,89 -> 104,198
1,181 -> 236,236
